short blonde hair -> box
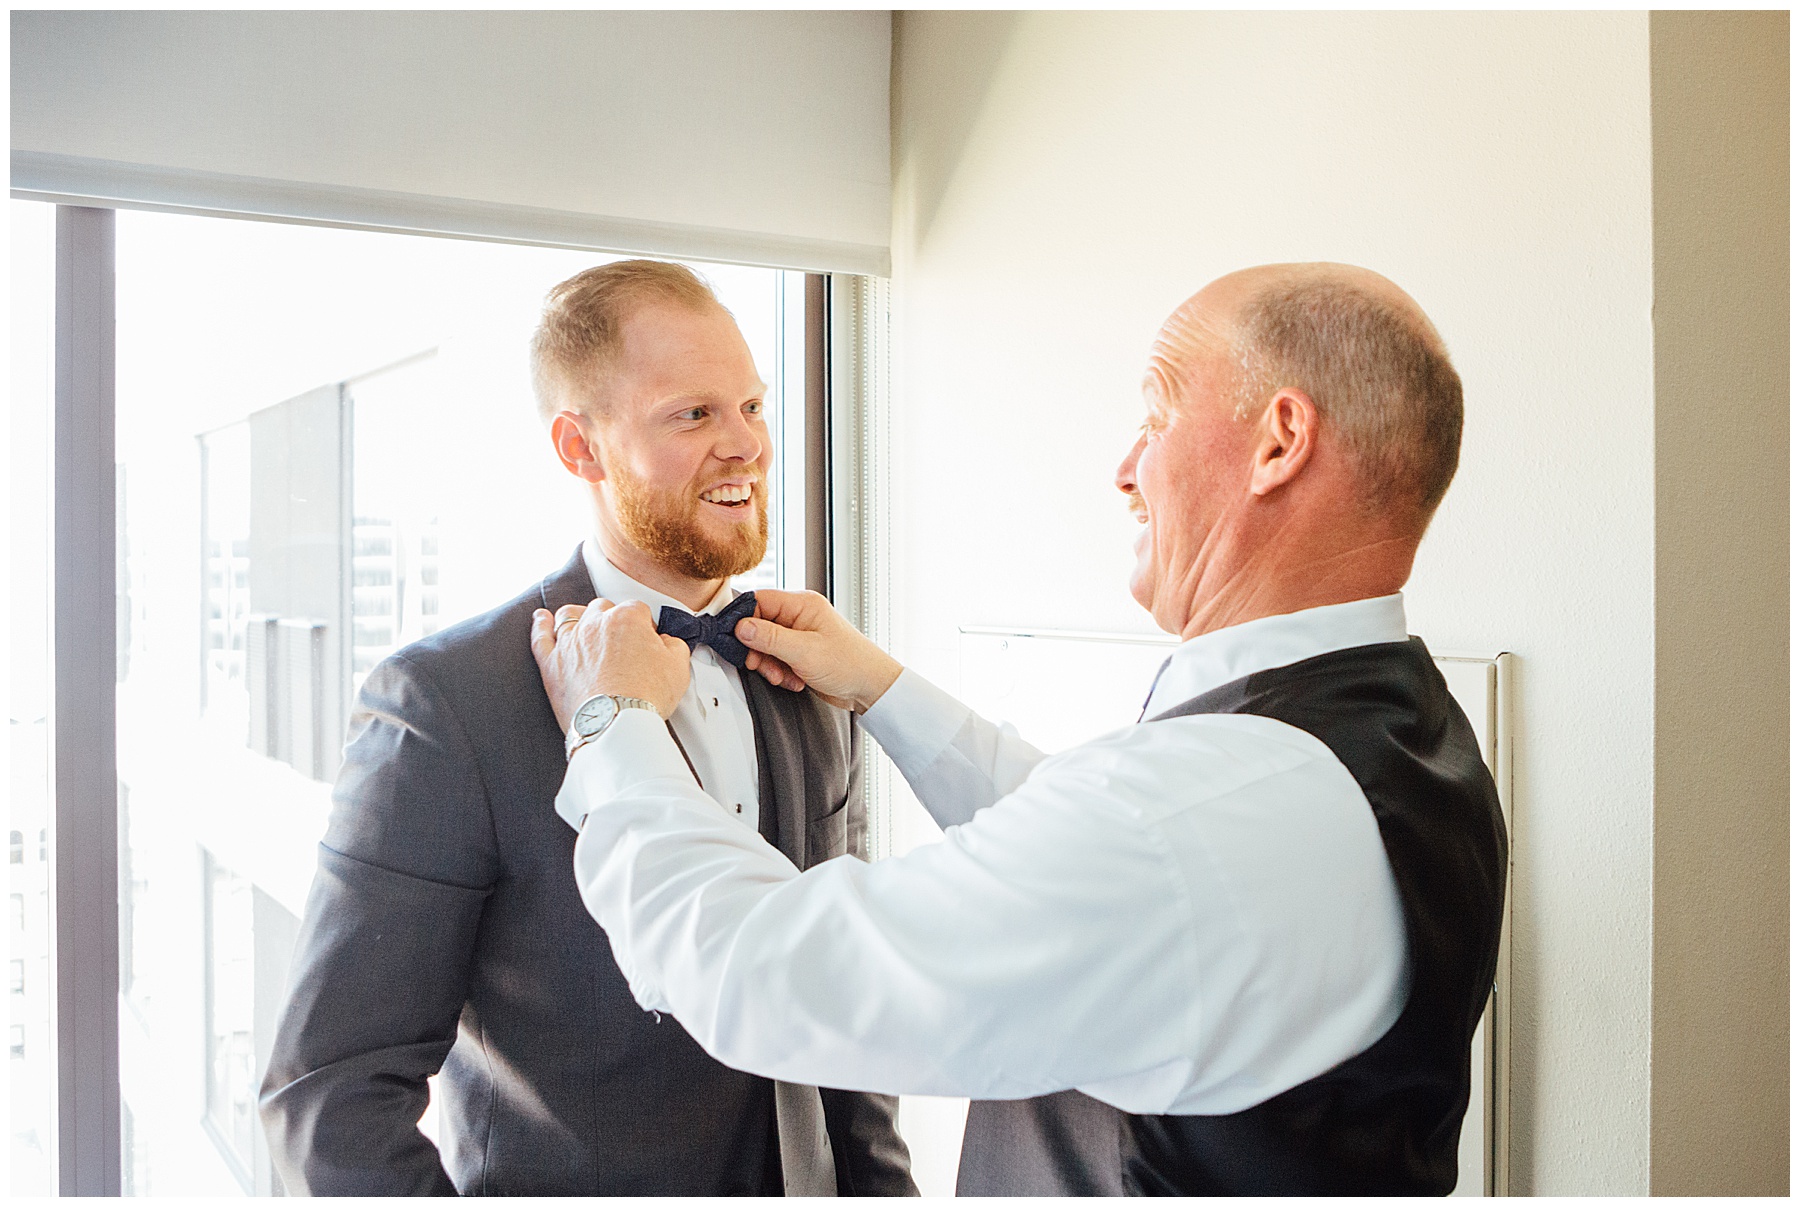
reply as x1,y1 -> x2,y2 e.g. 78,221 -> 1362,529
530,259 -> 721,420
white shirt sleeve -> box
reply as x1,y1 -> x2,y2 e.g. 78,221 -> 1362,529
856,668 -> 1051,829
561,703 -> 1409,1116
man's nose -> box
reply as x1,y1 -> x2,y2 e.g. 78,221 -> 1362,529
1115,433 -> 1146,495
714,407 -> 766,463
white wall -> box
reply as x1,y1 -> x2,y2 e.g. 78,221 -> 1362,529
12,11 -> 891,273
889,12 -> 1655,1194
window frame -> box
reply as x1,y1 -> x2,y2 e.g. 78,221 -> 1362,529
36,197 -> 879,1195
50,203 -> 122,1197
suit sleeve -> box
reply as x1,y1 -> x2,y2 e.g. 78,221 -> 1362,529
813,717 -> 918,1194
260,653 -> 500,1196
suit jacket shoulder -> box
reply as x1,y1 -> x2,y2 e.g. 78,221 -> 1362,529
320,553 -> 575,886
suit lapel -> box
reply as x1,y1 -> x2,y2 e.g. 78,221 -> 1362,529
539,545 -> 594,614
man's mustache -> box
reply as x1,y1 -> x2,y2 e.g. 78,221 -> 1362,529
697,475 -> 768,494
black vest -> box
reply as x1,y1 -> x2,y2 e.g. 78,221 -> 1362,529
956,637 -> 1508,1196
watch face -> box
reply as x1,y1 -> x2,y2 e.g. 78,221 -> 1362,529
572,695 -> 619,737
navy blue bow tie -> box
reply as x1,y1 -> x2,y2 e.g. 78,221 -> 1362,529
656,591 -> 759,669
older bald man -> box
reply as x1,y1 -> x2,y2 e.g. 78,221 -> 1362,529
530,264 -> 1508,1196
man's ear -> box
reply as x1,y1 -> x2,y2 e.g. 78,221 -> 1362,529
551,411 -> 607,484
1249,388 -> 1318,497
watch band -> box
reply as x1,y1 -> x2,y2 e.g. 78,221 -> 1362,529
565,694 -> 660,761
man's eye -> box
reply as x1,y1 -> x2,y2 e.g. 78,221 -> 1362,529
745,400 -> 764,415
681,408 -> 707,421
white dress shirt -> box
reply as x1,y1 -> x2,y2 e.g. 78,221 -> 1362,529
580,539 -> 761,833
557,593 -> 1412,1116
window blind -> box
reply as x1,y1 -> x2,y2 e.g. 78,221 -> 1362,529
12,11 -> 892,275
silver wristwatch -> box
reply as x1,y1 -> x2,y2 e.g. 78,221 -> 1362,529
565,694 -> 660,761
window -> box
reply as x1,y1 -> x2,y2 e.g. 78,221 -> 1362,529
123,1107 -> 150,1196
118,787 -> 152,1015
10,197 -> 53,1197
37,829 -> 45,861
9,960 -> 23,995
202,854 -> 256,1185
103,207 -> 811,1195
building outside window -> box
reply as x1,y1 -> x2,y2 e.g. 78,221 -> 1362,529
203,854 -> 258,1186
10,198 -> 55,1192
123,1108 -> 151,1196
90,203 -> 809,1196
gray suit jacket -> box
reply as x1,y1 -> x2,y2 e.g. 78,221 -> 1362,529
260,549 -> 916,1196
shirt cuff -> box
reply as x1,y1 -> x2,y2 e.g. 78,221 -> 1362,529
857,668 -> 972,779
556,708 -> 696,830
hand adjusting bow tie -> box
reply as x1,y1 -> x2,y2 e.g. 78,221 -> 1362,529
655,592 -> 758,669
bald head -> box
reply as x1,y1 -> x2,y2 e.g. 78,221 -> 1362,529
1156,263 -> 1463,520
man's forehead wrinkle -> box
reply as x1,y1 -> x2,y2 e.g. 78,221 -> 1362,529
1142,358 -> 1178,406
1147,287 -> 1255,419
1151,302 -> 1226,390
1145,343 -> 1196,407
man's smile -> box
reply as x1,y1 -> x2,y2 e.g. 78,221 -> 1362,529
700,480 -> 759,510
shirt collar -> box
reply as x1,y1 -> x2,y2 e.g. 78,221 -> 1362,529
580,537 -> 737,621
1143,593 -> 1409,717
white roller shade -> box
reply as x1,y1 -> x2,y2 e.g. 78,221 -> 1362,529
12,10 -> 892,274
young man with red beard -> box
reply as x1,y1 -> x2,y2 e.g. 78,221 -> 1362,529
260,261 -> 916,1196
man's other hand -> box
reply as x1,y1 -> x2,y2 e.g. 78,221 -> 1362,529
531,599 -> 692,730
734,590 -> 903,714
